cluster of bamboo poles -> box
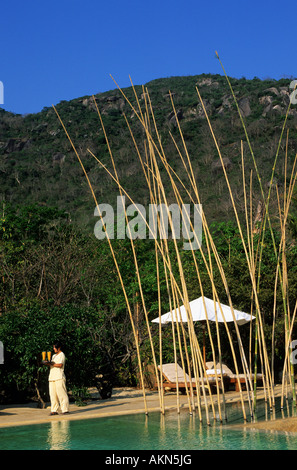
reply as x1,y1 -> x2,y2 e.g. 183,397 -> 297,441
53,53 -> 297,424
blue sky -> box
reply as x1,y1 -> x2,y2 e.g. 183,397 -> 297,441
1,0 -> 296,115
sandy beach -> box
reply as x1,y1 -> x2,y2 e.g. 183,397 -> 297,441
1,383 -> 295,432
238,416 -> 297,433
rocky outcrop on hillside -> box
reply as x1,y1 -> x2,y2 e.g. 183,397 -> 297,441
0,73 -> 296,226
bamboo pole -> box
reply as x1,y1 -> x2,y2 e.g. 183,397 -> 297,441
195,84 -> 274,411
215,51 -> 297,407
152,140 -> 247,419
91,96 -> 164,414
165,90 -> 253,418
147,140 -> 183,415
143,101 -> 249,419
147,123 -> 200,417
55,71 -> 297,424
139,86 -> 212,416
90,88 -> 254,418
142,111 -> 198,417
144,92 -> 229,422
141,95 -> 194,415
165,89 -> 256,417
52,105 -> 150,415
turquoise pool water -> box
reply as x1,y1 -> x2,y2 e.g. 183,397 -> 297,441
1,397 -> 297,450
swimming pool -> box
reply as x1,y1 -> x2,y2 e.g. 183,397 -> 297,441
1,397 -> 297,450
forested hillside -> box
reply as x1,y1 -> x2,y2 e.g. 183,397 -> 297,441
1,73 -> 297,231
1,73 -> 297,404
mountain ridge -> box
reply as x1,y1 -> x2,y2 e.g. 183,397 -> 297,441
1,73 -> 296,233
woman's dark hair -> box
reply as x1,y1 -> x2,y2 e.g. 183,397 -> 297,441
53,341 -> 62,350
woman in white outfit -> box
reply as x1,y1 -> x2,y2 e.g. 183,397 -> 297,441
48,341 -> 69,415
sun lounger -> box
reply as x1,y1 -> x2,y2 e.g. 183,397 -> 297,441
156,363 -> 221,394
206,362 -> 263,392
